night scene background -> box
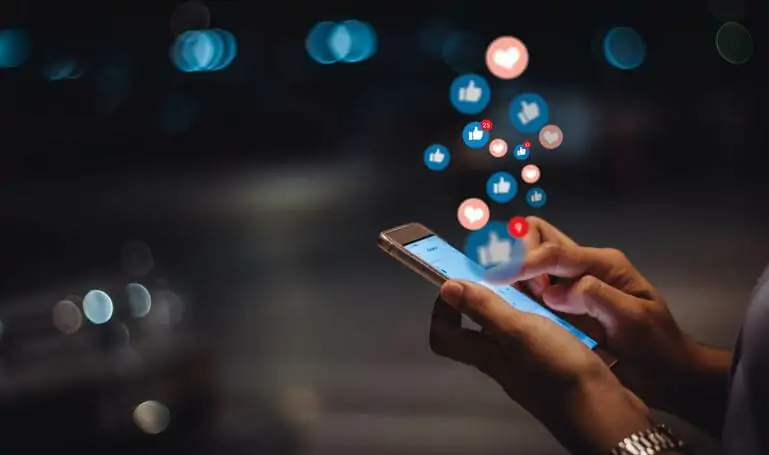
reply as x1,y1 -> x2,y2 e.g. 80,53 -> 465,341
0,0 -> 765,454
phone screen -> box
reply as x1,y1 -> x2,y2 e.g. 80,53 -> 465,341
404,234 -> 598,349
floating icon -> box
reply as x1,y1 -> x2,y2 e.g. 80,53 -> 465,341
458,198 -> 490,230
462,121 -> 490,149
507,216 -> 529,238
486,171 -> 517,203
509,93 -> 550,133
539,124 -> 563,149
526,187 -> 547,208
423,144 -> 450,171
521,164 -> 541,184
464,221 -> 525,270
449,74 -> 491,115
488,139 -> 508,158
485,36 -> 529,80
512,144 -> 530,160
480,119 -> 493,130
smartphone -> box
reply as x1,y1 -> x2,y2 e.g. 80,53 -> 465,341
378,222 -> 616,366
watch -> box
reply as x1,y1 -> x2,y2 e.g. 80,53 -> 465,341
610,424 -> 689,455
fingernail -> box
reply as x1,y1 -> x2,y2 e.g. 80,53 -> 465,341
440,281 -> 464,306
483,259 -> 523,283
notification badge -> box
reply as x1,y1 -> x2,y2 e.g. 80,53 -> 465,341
507,216 -> 529,238
480,119 -> 493,131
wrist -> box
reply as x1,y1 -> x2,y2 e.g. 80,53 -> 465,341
539,375 -> 654,454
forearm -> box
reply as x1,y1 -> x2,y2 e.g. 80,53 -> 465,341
663,340 -> 732,438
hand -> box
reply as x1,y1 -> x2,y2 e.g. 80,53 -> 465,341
430,281 -> 652,454
469,127 -> 484,141
483,217 -> 731,435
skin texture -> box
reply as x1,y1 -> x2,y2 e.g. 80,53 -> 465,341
429,217 -> 731,453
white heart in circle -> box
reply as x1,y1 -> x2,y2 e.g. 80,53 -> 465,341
543,131 -> 560,144
492,142 -> 504,152
524,169 -> 538,179
464,206 -> 484,223
493,47 -> 520,69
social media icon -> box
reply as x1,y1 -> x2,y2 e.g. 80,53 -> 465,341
512,144 -> 530,160
462,121 -> 490,149
457,198 -> 490,231
423,144 -> 450,171
526,187 -> 547,208
538,124 -> 564,149
463,221 -> 525,271
480,119 -> 493,130
509,93 -> 550,133
507,216 -> 529,238
485,36 -> 529,80
486,171 -> 517,203
449,74 -> 491,115
521,164 -> 541,183
488,139 -> 508,158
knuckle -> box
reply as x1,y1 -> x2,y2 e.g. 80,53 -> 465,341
576,274 -> 603,295
603,247 -> 629,265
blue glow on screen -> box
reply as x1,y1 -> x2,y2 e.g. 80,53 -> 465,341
405,235 -> 597,350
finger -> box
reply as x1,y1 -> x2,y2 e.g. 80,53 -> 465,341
541,275 -> 642,334
525,274 -> 550,298
510,244 -> 623,283
440,280 -> 520,335
430,298 -> 503,372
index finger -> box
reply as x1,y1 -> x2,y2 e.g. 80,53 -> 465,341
524,217 -> 578,251
485,244 -> 618,284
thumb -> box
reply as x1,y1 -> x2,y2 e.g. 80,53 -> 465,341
467,80 -> 476,88
488,231 -> 500,243
440,280 -> 520,334
541,275 -> 636,333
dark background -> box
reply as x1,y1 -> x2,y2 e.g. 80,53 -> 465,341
0,0 -> 766,454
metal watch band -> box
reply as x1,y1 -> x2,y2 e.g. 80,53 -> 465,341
610,424 -> 689,455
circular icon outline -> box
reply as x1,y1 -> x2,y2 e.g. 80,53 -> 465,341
457,198 -> 490,231
525,187 -> 547,208
509,92 -> 550,133
538,124 -> 564,149
462,121 -> 490,149
449,74 -> 492,115
488,138 -> 508,158
486,171 -> 518,204
423,144 -> 451,171
485,36 -> 530,80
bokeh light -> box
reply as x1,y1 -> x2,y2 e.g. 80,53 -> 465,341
82,290 -> 114,325
52,299 -> 83,334
0,29 -> 32,69
170,0 -> 211,36
170,29 -> 237,72
306,20 -> 376,64
121,240 -> 154,277
441,31 -> 484,73
146,289 -> 185,328
716,22 -> 753,65
126,283 -> 152,318
133,400 -> 171,434
603,27 -> 646,70
44,59 -> 82,81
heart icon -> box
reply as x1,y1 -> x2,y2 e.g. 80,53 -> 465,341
492,143 -> 504,152
493,47 -> 520,69
543,131 -> 560,144
464,206 -> 484,223
521,164 -> 541,184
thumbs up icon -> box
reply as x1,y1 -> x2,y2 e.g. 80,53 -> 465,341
492,176 -> 511,194
428,148 -> 444,163
517,101 -> 540,125
458,80 -> 482,103
468,126 -> 484,141
477,231 -> 512,267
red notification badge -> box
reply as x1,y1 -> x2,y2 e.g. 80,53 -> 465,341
522,140 -> 531,148
480,119 -> 493,131
507,216 -> 529,238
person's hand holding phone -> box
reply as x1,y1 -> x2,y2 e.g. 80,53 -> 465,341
480,217 -> 730,436
430,281 -> 653,454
